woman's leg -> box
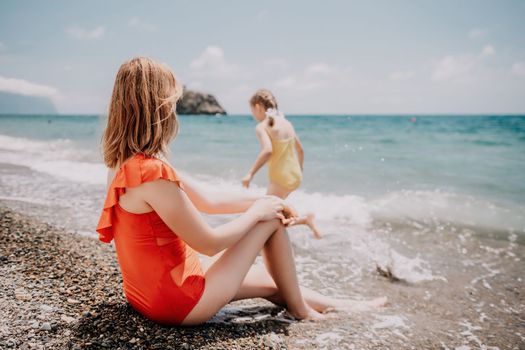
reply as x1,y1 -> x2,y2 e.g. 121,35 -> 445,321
181,220 -> 320,325
230,264 -> 339,312
232,264 -> 388,312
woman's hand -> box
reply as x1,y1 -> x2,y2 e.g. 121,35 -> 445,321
242,173 -> 253,188
248,195 -> 285,222
281,204 -> 300,226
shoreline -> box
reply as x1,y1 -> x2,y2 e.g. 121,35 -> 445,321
0,203 -> 524,349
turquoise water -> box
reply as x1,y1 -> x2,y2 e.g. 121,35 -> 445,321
1,114 -> 524,203
1,113 -> 524,286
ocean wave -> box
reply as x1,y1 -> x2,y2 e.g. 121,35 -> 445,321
1,133 -> 523,234
0,134 -> 106,185
0,134 -> 74,152
185,175 -> 525,235
0,134 -> 99,162
368,189 -> 525,233
471,139 -> 512,147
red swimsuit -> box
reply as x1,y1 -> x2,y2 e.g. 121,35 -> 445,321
96,153 -> 205,325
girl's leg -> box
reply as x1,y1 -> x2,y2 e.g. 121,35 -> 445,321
287,214 -> 322,239
181,220 -> 321,325
266,182 -> 291,199
267,182 -> 323,239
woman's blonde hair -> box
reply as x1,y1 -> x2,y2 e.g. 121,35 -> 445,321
249,89 -> 278,127
102,57 -> 183,168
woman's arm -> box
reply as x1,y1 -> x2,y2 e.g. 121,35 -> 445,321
178,173 -> 262,214
141,179 -> 284,256
242,124 -> 273,188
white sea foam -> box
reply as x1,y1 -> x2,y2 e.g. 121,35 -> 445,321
315,331 -> 344,346
0,134 -> 73,152
0,134 -> 106,184
30,160 -> 106,185
372,314 -> 409,330
458,320 -> 500,350
185,173 -> 372,224
289,190 -> 371,225
374,248 -> 447,283
186,173 -> 525,235
0,196 -> 52,206
369,189 -> 525,233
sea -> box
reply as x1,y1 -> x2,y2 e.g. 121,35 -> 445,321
0,114 -> 524,299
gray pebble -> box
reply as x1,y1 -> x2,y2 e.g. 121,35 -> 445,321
39,322 -> 52,331
40,304 -> 53,312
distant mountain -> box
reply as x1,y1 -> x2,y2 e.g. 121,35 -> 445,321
0,92 -> 57,114
176,88 -> 226,115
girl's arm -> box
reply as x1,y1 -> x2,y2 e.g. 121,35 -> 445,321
178,172 -> 262,214
295,135 -> 304,170
242,124 -> 273,188
142,179 -> 285,256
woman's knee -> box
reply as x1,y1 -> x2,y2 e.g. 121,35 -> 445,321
268,218 -> 285,229
269,220 -> 287,237
269,220 -> 288,242
248,219 -> 284,240
253,219 -> 285,236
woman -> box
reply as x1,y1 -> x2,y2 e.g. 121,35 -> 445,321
96,57 -> 386,326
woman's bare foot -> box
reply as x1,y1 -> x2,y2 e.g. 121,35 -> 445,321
305,213 -> 322,239
288,305 -> 328,320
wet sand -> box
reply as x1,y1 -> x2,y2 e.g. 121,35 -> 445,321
0,204 -> 524,349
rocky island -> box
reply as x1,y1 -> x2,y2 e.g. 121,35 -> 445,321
176,88 -> 227,115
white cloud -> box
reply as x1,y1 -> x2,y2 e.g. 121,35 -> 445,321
432,45 -> 498,82
468,28 -> 486,39
129,17 -> 157,32
389,70 -> 414,81
431,55 -> 476,81
0,42 -> 5,51
480,45 -> 495,57
305,63 -> 335,76
190,46 -> 240,79
0,75 -> 59,98
511,62 -> 525,77
66,25 -> 105,40
274,63 -> 342,91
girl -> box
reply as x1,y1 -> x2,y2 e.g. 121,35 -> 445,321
97,58 -> 386,326
242,89 -> 322,239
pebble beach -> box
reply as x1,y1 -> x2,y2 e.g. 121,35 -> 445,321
1,204 -> 524,349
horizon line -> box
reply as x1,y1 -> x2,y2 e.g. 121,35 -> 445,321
1,113 -> 525,117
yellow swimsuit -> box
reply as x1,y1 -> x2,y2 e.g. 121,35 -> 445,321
267,134 -> 303,191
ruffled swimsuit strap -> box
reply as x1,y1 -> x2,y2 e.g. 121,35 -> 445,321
96,153 -> 182,243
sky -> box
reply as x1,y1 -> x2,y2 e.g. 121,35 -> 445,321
0,0 -> 524,115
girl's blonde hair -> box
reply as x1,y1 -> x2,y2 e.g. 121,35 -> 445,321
249,89 -> 278,127
102,57 -> 183,168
